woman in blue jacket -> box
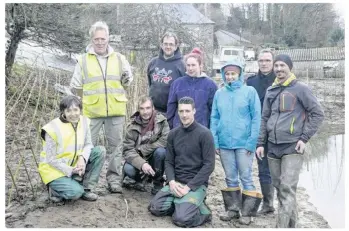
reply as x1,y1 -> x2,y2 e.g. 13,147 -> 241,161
210,61 -> 262,225
167,48 -> 217,129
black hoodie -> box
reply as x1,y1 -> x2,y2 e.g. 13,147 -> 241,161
147,48 -> 186,113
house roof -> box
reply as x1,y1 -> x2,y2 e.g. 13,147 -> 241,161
274,47 -> 345,61
215,30 -> 251,46
162,4 -> 214,24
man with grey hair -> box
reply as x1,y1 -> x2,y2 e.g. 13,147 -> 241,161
70,21 -> 133,193
147,31 -> 186,115
246,49 -> 276,215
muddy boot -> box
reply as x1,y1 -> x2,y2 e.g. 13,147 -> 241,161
48,187 -> 63,203
81,190 -> 98,201
122,176 -> 136,188
288,207 -> 298,228
239,191 -> 263,225
258,183 -> 275,215
108,183 -> 123,193
151,179 -> 164,195
133,181 -> 146,192
219,187 -> 242,221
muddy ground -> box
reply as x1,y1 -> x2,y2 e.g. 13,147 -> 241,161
5,153 -> 330,228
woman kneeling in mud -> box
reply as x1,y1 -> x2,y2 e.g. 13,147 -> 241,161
210,61 -> 263,225
38,95 -> 105,202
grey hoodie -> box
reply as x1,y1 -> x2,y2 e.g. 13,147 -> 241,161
257,78 -> 324,146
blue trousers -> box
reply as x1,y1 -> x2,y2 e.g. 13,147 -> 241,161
124,147 -> 166,182
220,148 -> 256,191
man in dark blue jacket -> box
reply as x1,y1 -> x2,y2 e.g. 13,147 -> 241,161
246,49 -> 276,215
147,32 -> 186,115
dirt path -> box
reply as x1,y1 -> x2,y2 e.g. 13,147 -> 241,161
5,156 -> 330,228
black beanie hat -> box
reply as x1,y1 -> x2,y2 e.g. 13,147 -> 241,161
274,54 -> 293,70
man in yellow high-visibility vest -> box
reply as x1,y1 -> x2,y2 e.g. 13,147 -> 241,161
70,21 -> 133,193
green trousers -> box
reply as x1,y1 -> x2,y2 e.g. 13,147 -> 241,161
48,146 -> 105,200
148,184 -> 211,227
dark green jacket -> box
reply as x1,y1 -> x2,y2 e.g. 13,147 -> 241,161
123,112 -> 169,170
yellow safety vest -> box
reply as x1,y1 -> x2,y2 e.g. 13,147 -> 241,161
80,52 -> 128,118
38,116 -> 90,184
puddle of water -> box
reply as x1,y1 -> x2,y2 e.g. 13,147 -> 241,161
298,132 -> 345,228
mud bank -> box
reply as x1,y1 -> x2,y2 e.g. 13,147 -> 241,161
5,155 -> 330,228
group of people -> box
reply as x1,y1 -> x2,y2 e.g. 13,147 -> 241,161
38,21 -> 324,228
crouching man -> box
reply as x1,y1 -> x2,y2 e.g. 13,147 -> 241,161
122,96 -> 169,195
148,97 -> 215,228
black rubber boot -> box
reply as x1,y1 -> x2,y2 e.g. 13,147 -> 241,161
219,187 -> 242,221
239,191 -> 263,225
258,183 -> 275,215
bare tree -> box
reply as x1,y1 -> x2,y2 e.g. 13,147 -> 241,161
5,3 -> 86,82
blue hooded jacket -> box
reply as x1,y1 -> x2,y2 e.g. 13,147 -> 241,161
210,60 -> 261,152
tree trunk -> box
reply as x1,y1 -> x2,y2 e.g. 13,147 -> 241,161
270,4 -> 273,37
5,25 -> 24,84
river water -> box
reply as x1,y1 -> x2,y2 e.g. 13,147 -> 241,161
298,127 -> 345,228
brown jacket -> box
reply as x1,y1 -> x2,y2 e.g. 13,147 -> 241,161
123,111 -> 170,170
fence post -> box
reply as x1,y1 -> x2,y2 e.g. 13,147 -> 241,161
306,68 -> 309,85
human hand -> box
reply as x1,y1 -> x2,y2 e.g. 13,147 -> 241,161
73,156 -> 86,176
169,180 -> 185,197
121,71 -> 130,85
176,184 -> 190,197
141,163 -> 155,176
256,147 -> 264,160
295,140 -> 306,154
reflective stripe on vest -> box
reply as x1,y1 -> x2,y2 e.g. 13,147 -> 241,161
38,116 -> 89,184
81,52 -> 127,118
82,75 -> 121,84
83,88 -> 125,96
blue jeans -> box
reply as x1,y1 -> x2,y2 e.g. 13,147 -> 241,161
48,146 -> 106,200
220,148 -> 255,191
124,147 -> 166,182
256,144 -> 272,184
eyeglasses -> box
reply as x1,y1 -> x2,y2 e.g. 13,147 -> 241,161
92,38 -> 107,45
162,43 -> 176,47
